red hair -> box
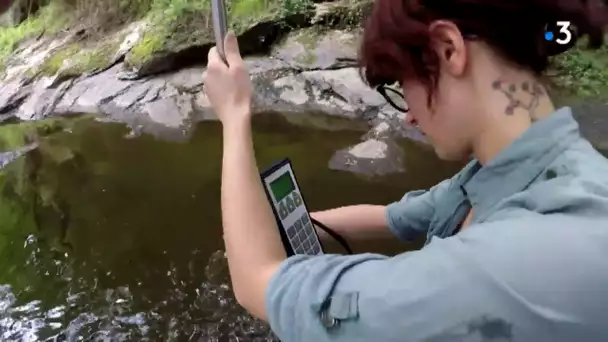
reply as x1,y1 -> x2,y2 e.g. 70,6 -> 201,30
359,0 -> 608,96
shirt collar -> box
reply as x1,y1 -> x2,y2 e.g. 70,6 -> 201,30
457,107 -> 581,221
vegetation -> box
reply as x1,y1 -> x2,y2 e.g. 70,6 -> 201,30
0,1 -> 67,66
550,38 -> 608,101
0,0 -> 606,101
125,0 -> 296,68
31,35 -> 122,77
0,0 -> 315,71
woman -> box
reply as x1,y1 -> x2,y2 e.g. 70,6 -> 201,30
203,0 -> 608,341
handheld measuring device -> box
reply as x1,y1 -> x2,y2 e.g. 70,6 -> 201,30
211,0 -> 228,61
261,158 -> 324,256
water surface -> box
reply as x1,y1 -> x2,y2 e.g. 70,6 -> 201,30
0,112 -> 462,341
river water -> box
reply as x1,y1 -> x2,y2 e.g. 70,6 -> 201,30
0,112 -> 462,341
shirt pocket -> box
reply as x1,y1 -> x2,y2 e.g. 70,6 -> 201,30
316,292 -> 360,329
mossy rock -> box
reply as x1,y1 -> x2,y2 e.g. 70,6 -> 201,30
123,0 -> 312,77
59,39 -> 122,76
272,26 -> 360,69
30,35 -> 122,78
311,0 -> 373,29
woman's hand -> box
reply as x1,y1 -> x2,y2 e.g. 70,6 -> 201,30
203,32 -> 253,128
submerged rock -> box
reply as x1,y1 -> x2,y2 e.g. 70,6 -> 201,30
329,138 -> 406,176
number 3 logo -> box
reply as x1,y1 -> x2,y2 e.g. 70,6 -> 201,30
556,21 -> 572,45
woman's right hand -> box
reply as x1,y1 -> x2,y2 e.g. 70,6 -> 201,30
203,32 -> 253,129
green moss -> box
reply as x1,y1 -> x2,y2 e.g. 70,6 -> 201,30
35,44 -> 81,76
63,39 -> 121,76
229,0 -> 282,32
128,30 -> 165,66
30,35 -> 121,77
125,0 -> 293,68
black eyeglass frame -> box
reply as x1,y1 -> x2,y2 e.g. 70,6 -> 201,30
376,85 -> 409,113
374,33 -> 480,114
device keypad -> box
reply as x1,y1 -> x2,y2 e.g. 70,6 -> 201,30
279,202 -> 288,220
278,191 -> 321,255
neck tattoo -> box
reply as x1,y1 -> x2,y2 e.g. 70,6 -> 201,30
492,79 -> 544,122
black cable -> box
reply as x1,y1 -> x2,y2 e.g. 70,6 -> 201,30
311,218 -> 353,255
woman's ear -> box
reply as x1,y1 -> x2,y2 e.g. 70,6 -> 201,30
428,20 -> 467,77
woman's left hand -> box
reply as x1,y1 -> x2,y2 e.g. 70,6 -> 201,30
203,32 -> 253,127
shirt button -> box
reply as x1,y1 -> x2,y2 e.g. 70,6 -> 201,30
320,309 -> 338,328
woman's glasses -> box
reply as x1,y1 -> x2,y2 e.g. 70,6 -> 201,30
376,85 -> 409,113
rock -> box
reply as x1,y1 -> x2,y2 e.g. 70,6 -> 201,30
0,47 -> 418,149
164,66 -> 204,91
304,67 -> 385,114
3,33 -> 75,81
55,64 -> 135,114
270,67 -> 388,119
271,27 -> 360,70
329,138 -> 405,176
143,95 -> 194,129
114,20 -> 149,63
311,0 -> 373,27
118,0 -> 360,79
0,76 -> 28,114
110,81 -> 150,110
246,56 -> 292,76
273,73 -> 311,106
16,76 -> 56,120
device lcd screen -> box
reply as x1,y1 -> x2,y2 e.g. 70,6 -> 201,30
270,172 -> 295,202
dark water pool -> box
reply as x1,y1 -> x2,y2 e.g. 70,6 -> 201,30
0,112 -> 462,341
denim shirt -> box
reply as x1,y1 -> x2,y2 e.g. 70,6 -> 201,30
265,107 -> 608,342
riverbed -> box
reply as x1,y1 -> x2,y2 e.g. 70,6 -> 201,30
0,112 -> 462,340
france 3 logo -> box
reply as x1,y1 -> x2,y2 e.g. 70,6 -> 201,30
544,21 -> 576,55
544,21 -> 573,45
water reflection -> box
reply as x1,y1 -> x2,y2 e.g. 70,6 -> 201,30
0,113 -> 462,341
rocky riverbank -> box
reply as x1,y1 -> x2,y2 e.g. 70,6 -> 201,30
0,0 -> 606,176
0,0 -> 421,175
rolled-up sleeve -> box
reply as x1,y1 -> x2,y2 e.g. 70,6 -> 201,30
265,233 -> 504,342
386,179 -> 452,242
266,216 -> 608,342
